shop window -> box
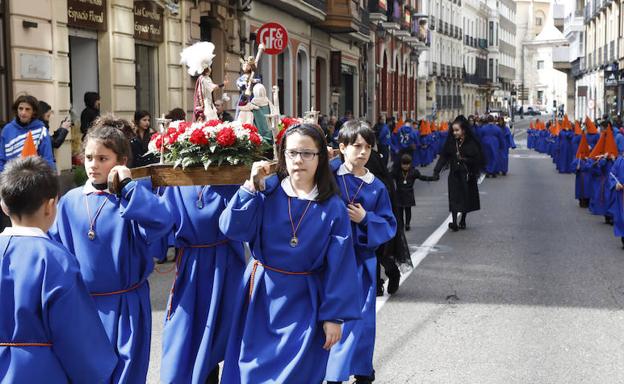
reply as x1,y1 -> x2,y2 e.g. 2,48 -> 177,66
135,44 -> 159,118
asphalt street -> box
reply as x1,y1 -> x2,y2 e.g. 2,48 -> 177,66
147,118 -> 624,383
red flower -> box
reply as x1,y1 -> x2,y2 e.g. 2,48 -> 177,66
216,127 -> 237,147
177,121 -> 191,134
281,117 -> 299,130
243,123 -> 258,133
167,127 -> 177,135
276,128 -> 286,145
249,132 -> 261,145
205,119 -> 221,128
189,129 -> 208,146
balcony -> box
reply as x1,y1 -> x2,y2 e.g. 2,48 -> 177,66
552,46 -> 570,71
258,0 -> 326,22
319,0 -> 364,33
368,0 -> 388,23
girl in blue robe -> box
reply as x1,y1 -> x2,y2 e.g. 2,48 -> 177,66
0,157 -> 117,384
49,119 -> 172,384
160,185 -> 246,384
608,156 -> 624,247
218,123 -> 361,384
326,121 -> 397,384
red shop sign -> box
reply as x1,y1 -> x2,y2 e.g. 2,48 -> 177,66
256,22 -> 289,55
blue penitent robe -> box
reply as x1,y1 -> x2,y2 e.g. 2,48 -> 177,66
160,186 -> 246,384
587,133 -> 600,150
391,125 -> 420,164
609,157 -> 624,237
49,180 -> 172,384
588,158 -> 615,217
497,125 -> 516,175
556,130 -> 575,173
0,227 -> 117,383
419,134 -> 435,166
572,158 -> 592,201
478,123 -> 505,174
325,162 -> 397,381
218,176 -> 361,384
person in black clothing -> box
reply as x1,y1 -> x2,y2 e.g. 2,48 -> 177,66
433,115 -> 485,231
214,99 -> 233,122
80,92 -> 100,140
38,101 -> 70,150
130,110 -> 158,167
393,154 -> 436,231
365,148 -> 409,296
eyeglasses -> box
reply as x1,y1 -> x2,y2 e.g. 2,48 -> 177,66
285,149 -> 319,161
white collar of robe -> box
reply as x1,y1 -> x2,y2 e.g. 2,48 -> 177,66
0,226 -> 48,238
281,177 -> 319,201
82,182 -> 111,195
337,163 -> 375,184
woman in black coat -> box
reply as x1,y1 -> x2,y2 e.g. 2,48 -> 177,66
433,115 -> 485,231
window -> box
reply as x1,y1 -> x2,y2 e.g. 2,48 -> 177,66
536,17 -> 542,26
537,60 -> 544,69
489,21 -> 494,46
537,90 -> 544,102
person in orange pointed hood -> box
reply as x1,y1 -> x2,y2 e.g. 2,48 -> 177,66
0,94 -> 56,172
573,132 -> 592,207
556,117 -> 576,173
587,124 -> 617,223
584,116 -> 600,149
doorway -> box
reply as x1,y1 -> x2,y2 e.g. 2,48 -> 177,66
135,44 -> 159,118
69,32 -> 99,123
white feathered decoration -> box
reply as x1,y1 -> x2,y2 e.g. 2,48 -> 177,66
180,42 -> 215,76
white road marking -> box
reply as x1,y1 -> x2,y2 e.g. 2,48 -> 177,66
377,173 -> 485,312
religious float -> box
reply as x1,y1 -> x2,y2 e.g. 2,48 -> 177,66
110,25 -> 318,193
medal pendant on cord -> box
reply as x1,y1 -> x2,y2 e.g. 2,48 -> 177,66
85,195 -> 108,242
196,200 -> 204,209
88,229 -> 96,240
290,236 -> 299,248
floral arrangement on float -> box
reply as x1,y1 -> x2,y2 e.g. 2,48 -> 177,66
147,119 -> 265,169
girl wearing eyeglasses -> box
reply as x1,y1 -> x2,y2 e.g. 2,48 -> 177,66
326,120 -> 397,384
218,123 -> 360,383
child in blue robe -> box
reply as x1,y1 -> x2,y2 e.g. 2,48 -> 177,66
160,185 -> 246,384
49,118 -> 172,383
556,128 -> 575,173
326,121 -> 397,384
497,121 -> 516,175
218,123 -> 361,384
478,118 -> 505,177
572,133 -> 592,208
0,157 -> 116,383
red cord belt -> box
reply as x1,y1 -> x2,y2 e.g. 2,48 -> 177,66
166,240 -> 230,320
90,279 -> 146,297
248,260 -> 313,300
0,342 -> 51,347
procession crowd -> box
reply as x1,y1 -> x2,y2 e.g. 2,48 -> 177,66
528,114 -> 624,248
0,89 -> 517,384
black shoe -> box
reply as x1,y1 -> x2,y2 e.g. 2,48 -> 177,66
376,283 -> 384,297
491,174 -> 497,178
621,237 -> 624,249
459,222 -> 466,230
606,216 -> 614,225
354,372 -> 375,383
387,269 -> 400,295
448,222 -> 459,232
405,225 -> 411,231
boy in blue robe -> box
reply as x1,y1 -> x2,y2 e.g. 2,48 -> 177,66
326,121 -> 397,384
0,157 -> 116,383
219,124 -> 361,384
49,118 -> 172,383
160,185 -> 246,384
0,95 -> 55,171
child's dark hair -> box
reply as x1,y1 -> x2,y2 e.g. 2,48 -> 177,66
12,95 -> 39,119
83,115 -> 132,162
134,110 -> 151,126
277,123 -> 339,202
401,154 -> 412,165
338,120 -> 376,147
0,157 -> 58,219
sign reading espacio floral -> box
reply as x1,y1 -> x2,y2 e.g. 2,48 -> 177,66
134,1 -> 164,43
67,0 -> 107,32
